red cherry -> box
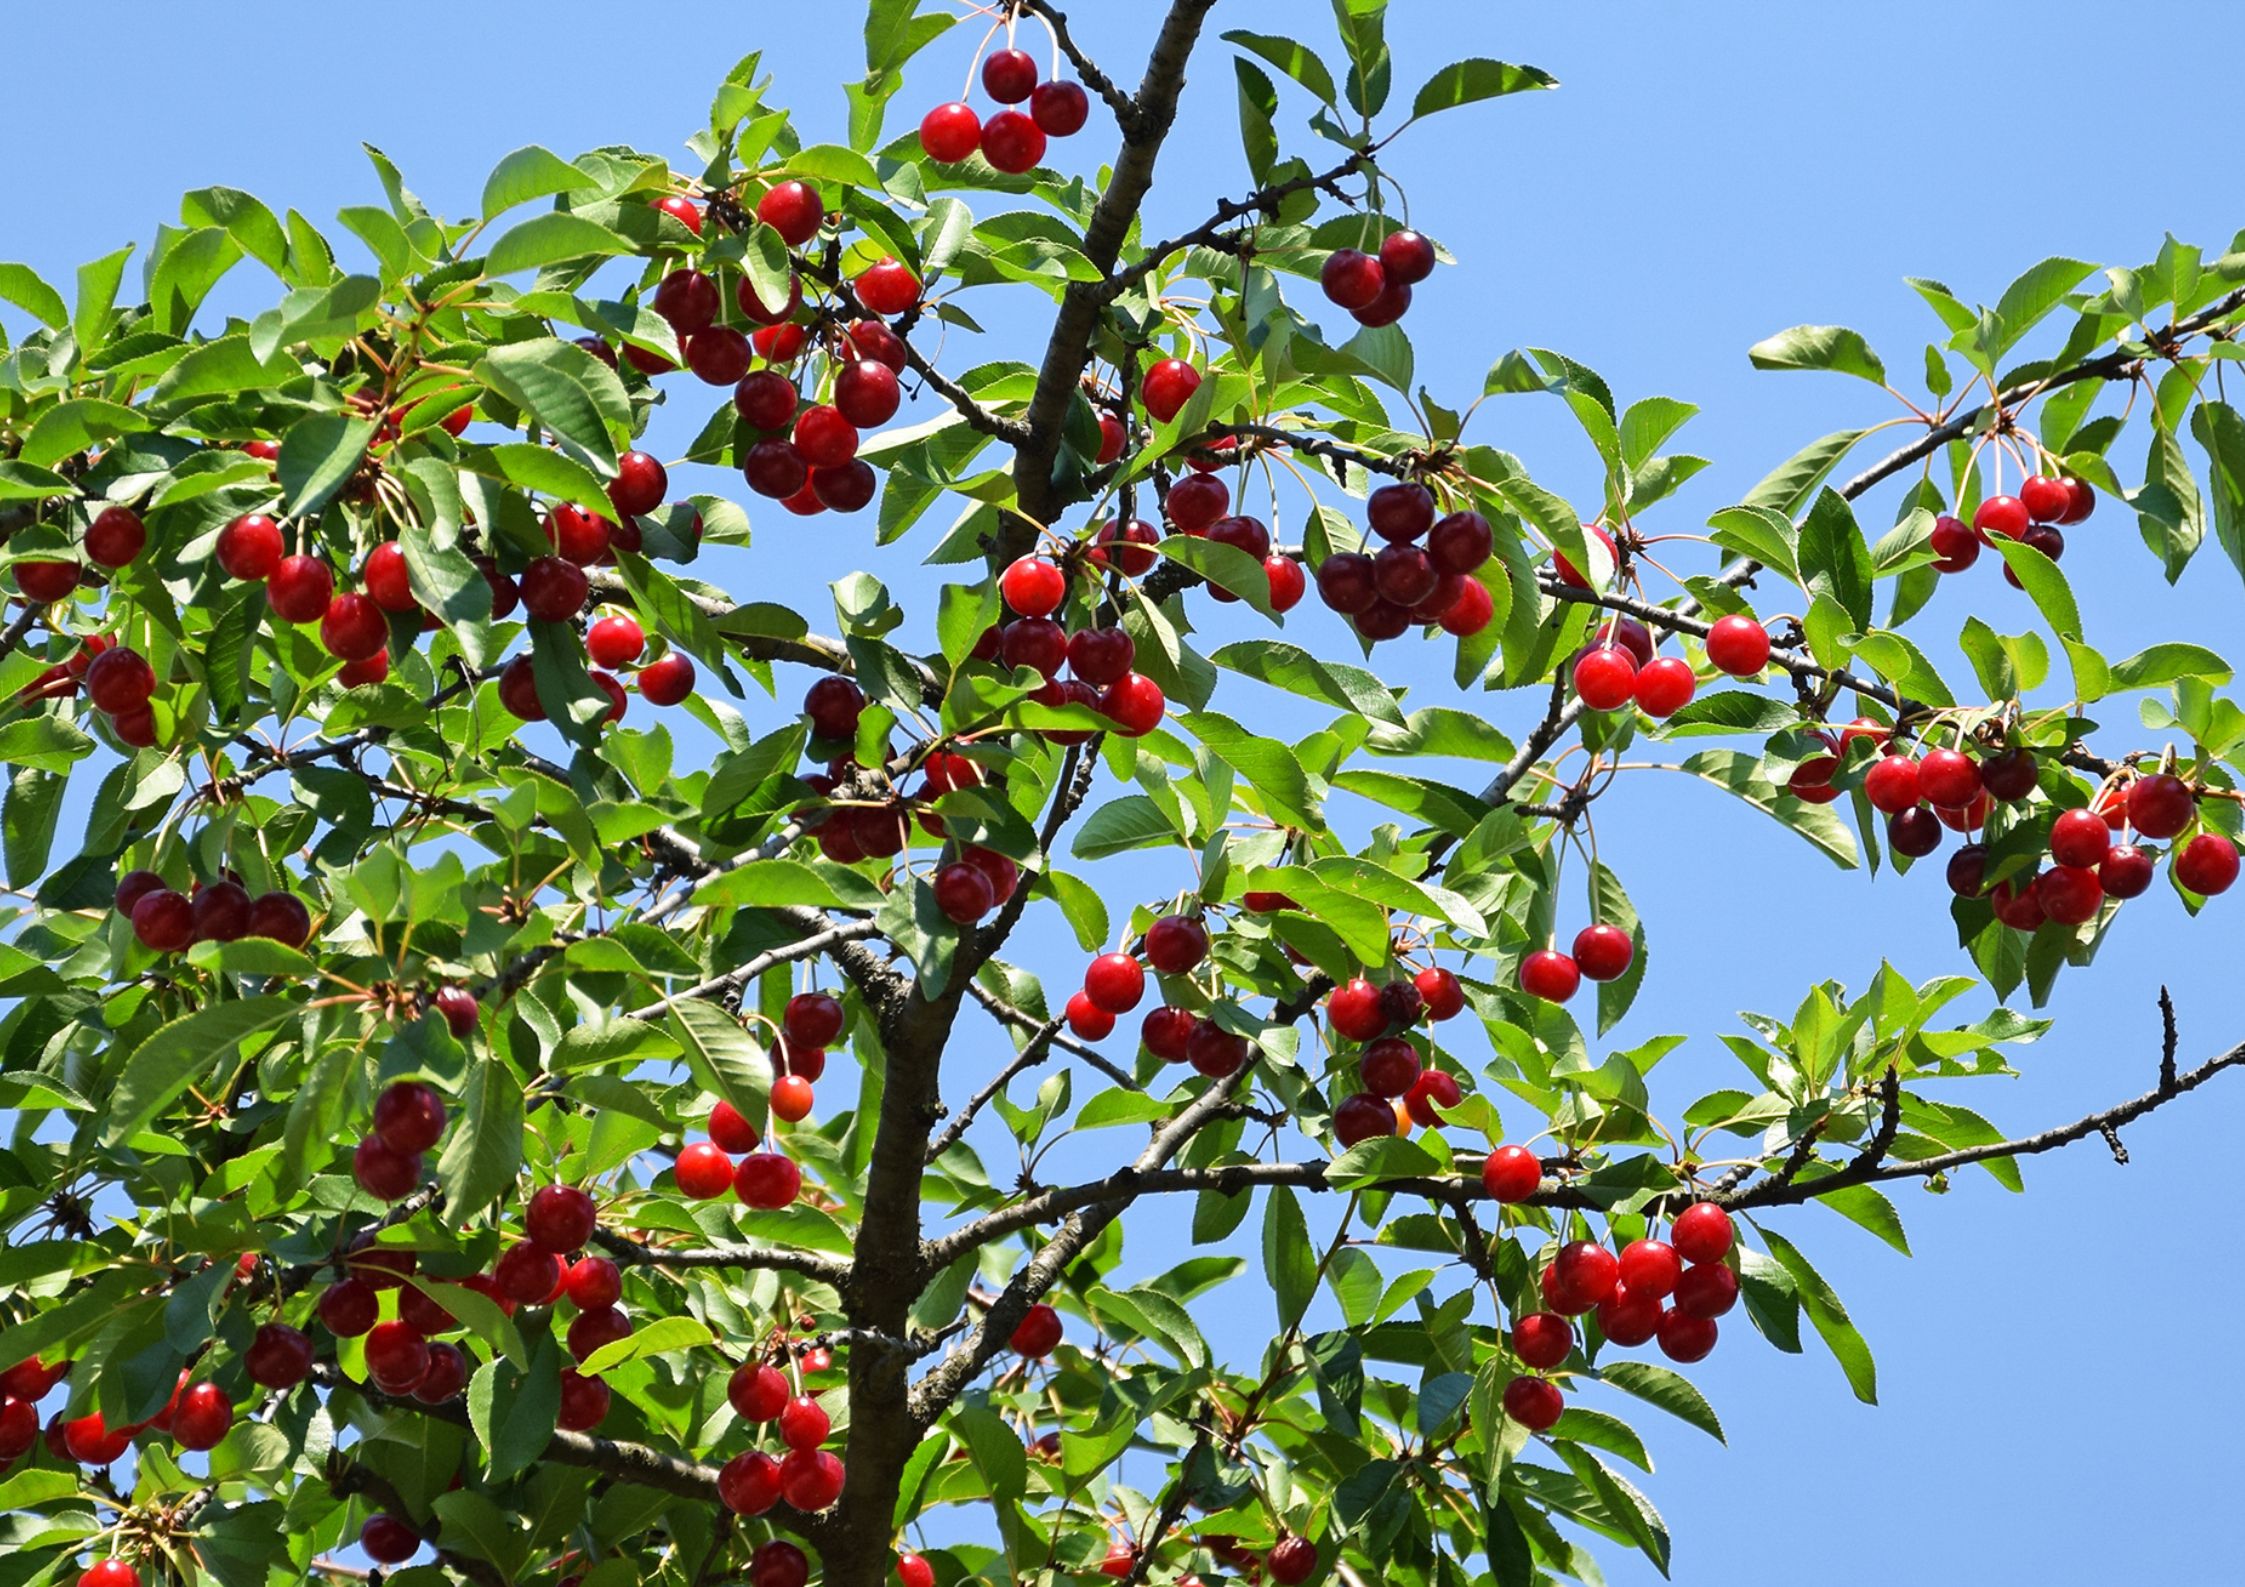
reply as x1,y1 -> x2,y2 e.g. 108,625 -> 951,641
319,593 -> 387,662
735,271 -> 802,327
734,371 -> 800,433
1554,1241 -> 1620,1309
754,322 -> 808,362
720,1449 -> 784,1515
557,1368 -> 610,1432
244,1322 -> 313,1388
1319,248 -> 1386,311
1552,525 -> 1617,588
804,677 -> 867,740
1413,966 -> 1465,1021
1427,510 -> 1493,573
780,1448 -> 846,1512
1032,78 -> 1090,136
1617,1238 -> 1682,1300
2044,807 -> 2110,870
1094,412 -> 1128,465
1974,494 -> 2029,541
1143,914 -> 1208,975
1185,1019 -> 1249,1078
1334,1091 -> 1398,1147
1367,483 -> 1435,543
854,258 -> 919,317
1082,953 -> 1146,1015
734,1152 -> 802,1210
1359,1037 -> 1422,1099
982,47 -> 1038,102
652,192 -> 703,236
525,1185 -> 598,1253
413,1342 -> 468,1404
1140,1004 -> 1195,1062
1267,1538 -> 1318,1586
1165,472 -> 1230,532
1327,978 -> 1387,1042
1482,1144 -> 1541,1202
608,450 -> 668,519
1513,1312 -> 1572,1370
980,110 -> 1046,173
792,405 -> 859,469
373,1081 -> 447,1155
167,1381 -> 231,1450
1571,645 -> 1637,711
1992,874 -> 2049,931
1437,579 -> 1492,636
78,1563 -> 142,1587
638,653 -> 695,707
1066,626 -> 1135,686
352,1135 -> 422,1202
2020,474 -> 2070,522
189,880 -> 251,943
677,1140 -> 735,1199
1633,655 -> 1696,717
2176,832 -> 2239,896
1097,672 -> 1164,736
1371,542 -> 1437,607
565,1305 -> 631,1363
1141,359 -> 1201,424
318,1278 -> 380,1337
920,101 -> 982,161
2127,773 -> 2196,839
226,518 -> 292,586
1009,1302 -> 1064,1358
563,1255 -> 622,1312
775,1392 -> 831,1452
710,1100 -> 761,1153
1571,923 -> 1633,982
783,992 -> 845,1049
1378,228 -> 1436,285
1672,1203 -> 1733,1264
85,505 -> 146,567
757,180 -> 822,246
361,1516 -> 422,1565
264,555 -> 334,623
1063,990 -> 1115,1039
1350,278 -> 1411,326
1404,1067 -> 1460,1128
834,360 -> 900,430
727,1361 -> 790,1423
1887,807 -> 1942,858
652,268 -> 720,334
2058,476 -> 2097,523
1099,1544 -> 1138,1580
2099,843 -> 2155,899
1928,512 -> 1979,573
520,556 -> 590,622
1001,555 -> 1067,617
933,862 -> 994,925
129,889 -> 193,952
1917,749 -> 1982,809
897,1553 -> 936,1587
1519,949 -> 1580,1004
1312,550 -> 1375,614
14,559 -> 80,602
1501,1375 -> 1563,1431
682,327 -> 749,386
1657,1309 -> 1718,1363
364,1320 -> 431,1393
1699,614 -> 1770,677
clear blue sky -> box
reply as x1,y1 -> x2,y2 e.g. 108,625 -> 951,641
6,3 -> 2239,1581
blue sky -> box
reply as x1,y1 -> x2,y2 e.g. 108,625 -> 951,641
4,2 -> 2240,1581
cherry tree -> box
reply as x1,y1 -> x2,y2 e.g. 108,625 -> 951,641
1,3 -> 2240,1585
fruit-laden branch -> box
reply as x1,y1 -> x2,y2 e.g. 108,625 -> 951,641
621,917 -> 886,1021
921,1019 -> 2245,1262
959,975 -> 1139,1088
1014,0 -> 1139,131
1012,0 -> 1224,544
308,1364 -> 837,1547
591,1226 -> 853,1286
1102,148 -> 1376,302
907,1003 -> 1291,1426
326,1451 -> 507,1587
584,573 -> 948,708
1199,420 -> 1419,479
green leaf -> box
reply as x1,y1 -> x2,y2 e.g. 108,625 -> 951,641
1747,324 -> 1887,385
1263,1185 -> 1317,1331
105,996 -> 296,1144
475,337 -> 631,475
667,1000 -> 770,1126
1408,57 -> 1556,118
577,1315 -> 715,1376
0,262 -> 68,329
1761,1228 -> 1877,1403
470,1337 -> 561,1483
1988,256 -> 2097,357
19,397 -> 152,469
484,212 -> 637,276
1211,639 -> 1404,726
1331,0 -> 1391,116
278,413 -> 374,516
480,146 -> 597,219
436,1055 -> 524,1223
1795,488 -> 1874,629
1598,1361 -> 1724,1442
1222,30 -> 1339,103
1177,711 -> 1321,830
1072,795 -> 1181,860
475,442 -> 614,513
2108,642 -> 2231,691
1678,750 -> 1857,869
1988,537 -> 2083,643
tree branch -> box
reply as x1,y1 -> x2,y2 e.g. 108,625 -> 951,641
1102,150 -> 1373,303
1016,0 -> 1138,131
591,1225 -> 852,1286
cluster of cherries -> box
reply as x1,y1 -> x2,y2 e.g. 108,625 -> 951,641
714,1353 -> 847,1518
1928,472 -> 2096,585
1497,1202 -> 1740,1431
1316,229 -> 1438,329
918,45 -> 1092,173
111,866 -> 311,955
674,993 -> 834,1203
1307,483 -> 1497,640
1551,526 -> 1704,718
1515,921 -> 1635,1006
